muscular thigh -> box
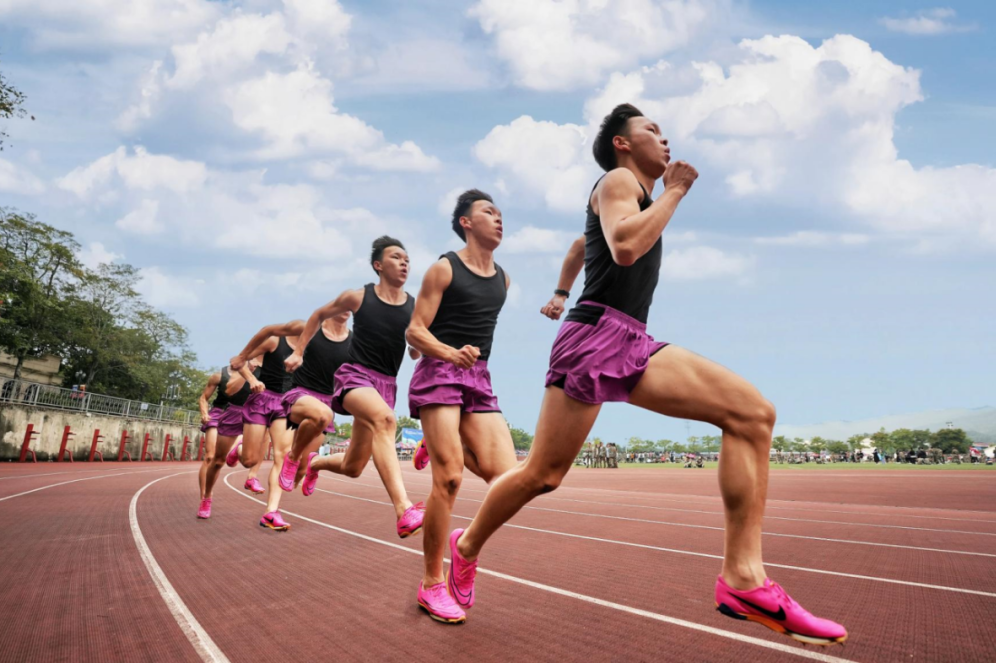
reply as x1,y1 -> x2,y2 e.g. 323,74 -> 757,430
629,345 -> 765,426
459,412 -> 518,480
269,419 -> 292,452
342,387 -> 391,425
290,395 -> 332,427
203,428 -> 218,458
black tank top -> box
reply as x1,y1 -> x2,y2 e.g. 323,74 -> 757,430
258,336 -> 294,394
576,177 -> 660,323
228,367 -> 259,407
428,252 -> 507,361
293,328 -> 352,394
211,367 -> 232,410
349,284 -> 414,377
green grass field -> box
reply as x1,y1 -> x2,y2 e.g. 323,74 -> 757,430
592,461 -> 996,471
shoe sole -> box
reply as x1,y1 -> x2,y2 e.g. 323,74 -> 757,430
259,521 -> 290,532
417,601 -> 465,624
197,515 -> 210,519
716,603 -> 846,646
399,526 -> 423,539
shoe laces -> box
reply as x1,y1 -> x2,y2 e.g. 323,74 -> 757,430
456,553 -> 478,581
770,581 -> 805,614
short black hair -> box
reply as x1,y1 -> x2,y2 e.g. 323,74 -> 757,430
451,189 -> 493,241
370,235 -> 406,274
593,103 -> 644,172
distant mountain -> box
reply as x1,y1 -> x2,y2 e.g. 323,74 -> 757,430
774,406 -> 996,444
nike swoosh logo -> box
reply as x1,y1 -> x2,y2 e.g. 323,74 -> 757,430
448,569 -> 472,600
735,596 -> 786,621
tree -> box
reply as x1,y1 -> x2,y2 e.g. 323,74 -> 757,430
846,434 -> 868,452
337,422 -> 353,439
772,435 -> 789,452
508,424 -> 534,450
911,429 -> 932,448
809,437 -> 828,453
1,61 -> 31,151
700,435 -> 721,453
627,436 -> 656,453
0,209 -> 83,378
931,428 -> 971,454
826,440 -> 849,455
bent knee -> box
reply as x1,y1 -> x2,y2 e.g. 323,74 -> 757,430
725,396 -> 776,442
342,460 -> 366,478
433,472 -> 463,496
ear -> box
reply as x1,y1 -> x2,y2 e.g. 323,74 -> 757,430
459,216 -> 472,232
612,134 -> 630,154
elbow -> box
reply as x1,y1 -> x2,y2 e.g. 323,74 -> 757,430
612,246 -> 638,267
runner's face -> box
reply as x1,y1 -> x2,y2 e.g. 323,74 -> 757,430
624,116 -> 670,178
465,200 -> 503,249
376,246 -> 410,285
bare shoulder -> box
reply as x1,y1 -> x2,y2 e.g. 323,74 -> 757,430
424,257 -> 454,290
593,168 -> 644,214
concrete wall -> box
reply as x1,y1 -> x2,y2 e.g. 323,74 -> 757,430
0,403 -> 203,462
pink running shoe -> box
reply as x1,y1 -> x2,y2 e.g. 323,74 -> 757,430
417,581 -> 466,624
259,511 -> 290,531
715,576 -> 847,646
413,438 -> 430,471
301,452 -> 320,497
397,502 -> 425,538
225,437 -> 242,468
196,498 -> 212,519
243,477 -> 264,494
447,528 -> 478,609
278,455 -> 301,492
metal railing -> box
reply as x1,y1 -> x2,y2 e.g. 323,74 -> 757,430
0,377 -> 199,425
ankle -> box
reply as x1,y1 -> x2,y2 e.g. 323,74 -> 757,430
456,531 -> 478,562
422,573 -> 445,588
721,562 -> 767,591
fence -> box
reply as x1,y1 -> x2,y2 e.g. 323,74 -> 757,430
0,377 -> 200,426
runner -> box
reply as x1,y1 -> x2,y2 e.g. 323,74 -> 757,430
447,104 -> 847,644
227,322 -> 301,531
405,189 -> 519,623
197,366 -> 265,505
239,312 -> 352,495
284,236 -> 424,538
198,358 -> 262,518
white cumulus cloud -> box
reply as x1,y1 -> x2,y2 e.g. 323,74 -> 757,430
116,199 -> 163,235
0,158 -> 45,194
137,266 -> 204,309
78,242 -> 123,269
57,146 -> 207,198
502,225 -> 578,254
469,0 -> 715,91
661,246 -> 754,281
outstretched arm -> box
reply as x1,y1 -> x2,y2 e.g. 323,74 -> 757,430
229,320 -> 303,371
406,259 -> 480,369
598,162 -> 697,266
285,289 -> 364,373
198,372 -> 221,423
540,235 -> 585,320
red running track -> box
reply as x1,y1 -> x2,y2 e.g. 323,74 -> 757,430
0,462 -> 994,662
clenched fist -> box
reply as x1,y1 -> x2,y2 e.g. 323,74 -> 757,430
448,345 -> 481,369
284,352 -> 303,374
540,294 -> 567,320
663,160 -> 698,195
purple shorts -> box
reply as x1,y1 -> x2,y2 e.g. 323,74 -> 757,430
242,390 -> 287,427
408,357 -> 501,419
281,386 -> 337,434
217,405 -> 246,437
332,363 -> 397,415
200,406 -> 225,432
545,302 -> 668,405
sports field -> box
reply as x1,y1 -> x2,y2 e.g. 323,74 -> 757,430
1,461 -> 993,663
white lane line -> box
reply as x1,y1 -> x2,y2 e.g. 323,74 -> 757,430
0,469 -> 172,502
223,473 -> 850,663
0,467 -> 131,481
130,473 -> 229,663
314,487 -> 996,599
330,476 -> 996,556
397,468 -> 996,524
390,472 -> 996,536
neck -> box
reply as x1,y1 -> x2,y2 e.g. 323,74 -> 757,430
375,277 -> 405,302
458,237 -> 495,272
617,157 -> 656,196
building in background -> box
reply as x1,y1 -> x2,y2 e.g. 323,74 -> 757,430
0,352 -> 62,386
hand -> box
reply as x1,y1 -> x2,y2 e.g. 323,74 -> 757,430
229,355 -> 246,371
663,160 -> 698,195
284,352 -> 303,373
448,345 -> 480,369
249,378 -> 265,394
540,295 -> 567,320
200,413 -> 212,425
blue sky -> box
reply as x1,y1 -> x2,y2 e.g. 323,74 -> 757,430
1,0 -> 993,442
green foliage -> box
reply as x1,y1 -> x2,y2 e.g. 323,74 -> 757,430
1,61 -> 30,150
2,208 -> 203,407
508,424 -> 534,450
825,439 -> 849,455
337,422 -> 353,439
931,428 -> 971,454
